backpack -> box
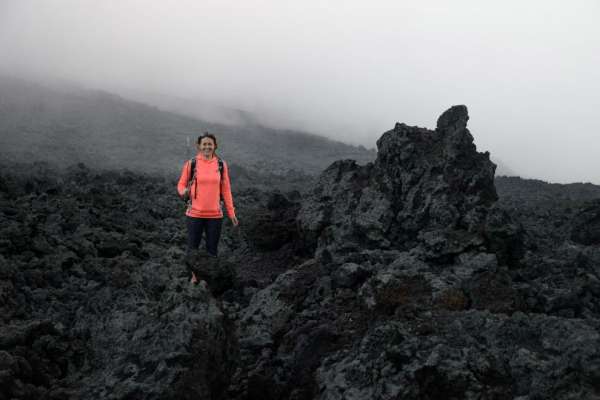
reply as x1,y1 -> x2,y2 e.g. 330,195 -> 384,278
187,157 -> 224,200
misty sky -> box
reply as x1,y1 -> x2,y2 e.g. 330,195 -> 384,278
1,0 -> 599,183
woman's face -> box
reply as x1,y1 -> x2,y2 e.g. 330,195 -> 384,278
198,137 -> 216,157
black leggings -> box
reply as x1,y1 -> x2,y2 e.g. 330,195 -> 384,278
186,217 -> 223,256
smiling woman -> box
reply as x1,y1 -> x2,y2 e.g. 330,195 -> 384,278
177,132 -> 239,283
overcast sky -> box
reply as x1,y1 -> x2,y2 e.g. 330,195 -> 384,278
1,0 -> 599,183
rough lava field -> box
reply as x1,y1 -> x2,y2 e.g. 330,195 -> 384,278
2,106 -> 600,399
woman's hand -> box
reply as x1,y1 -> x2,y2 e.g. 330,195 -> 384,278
230,215 -> 239,226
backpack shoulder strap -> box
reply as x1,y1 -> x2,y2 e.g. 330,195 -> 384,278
189,158 -> 198,200
189,158 -> 196,183
217,159 -> 225,203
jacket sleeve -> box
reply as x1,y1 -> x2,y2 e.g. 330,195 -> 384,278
220,161 -> 236,218
177,160 -> 191,196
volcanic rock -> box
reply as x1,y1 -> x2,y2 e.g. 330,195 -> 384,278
297,105 -> 501,264
0,166 -> 238,399
3,104 -> 600,400
228,106 -> 600,399
571,199 -> 600,246
241,191 -> 301,252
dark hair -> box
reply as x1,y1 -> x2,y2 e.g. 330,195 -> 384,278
197,132 -> 218,150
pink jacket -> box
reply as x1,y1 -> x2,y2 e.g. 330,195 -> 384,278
177,156 -> 236,219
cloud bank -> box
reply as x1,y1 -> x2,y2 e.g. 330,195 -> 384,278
1,0 -> 599,183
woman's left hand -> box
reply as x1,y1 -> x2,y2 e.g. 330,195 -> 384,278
230,216 -> 239,226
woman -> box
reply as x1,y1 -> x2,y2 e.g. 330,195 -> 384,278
177,133 -> 239,283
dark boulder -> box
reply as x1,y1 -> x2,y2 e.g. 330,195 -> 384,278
571,199 -> 600,246
185,250 -> 237,296
242,191 -> 301,252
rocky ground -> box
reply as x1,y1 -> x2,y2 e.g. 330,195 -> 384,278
2,106 -> 600,399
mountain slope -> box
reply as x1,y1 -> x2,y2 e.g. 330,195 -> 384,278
0,77 -> 376,177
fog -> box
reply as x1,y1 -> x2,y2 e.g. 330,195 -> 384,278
1,0 -> 599,183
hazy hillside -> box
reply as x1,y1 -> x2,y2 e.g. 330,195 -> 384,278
0,77 -> 376,177
120,89 -> 262,127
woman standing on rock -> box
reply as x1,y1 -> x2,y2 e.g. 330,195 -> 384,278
177,132 -> 238,283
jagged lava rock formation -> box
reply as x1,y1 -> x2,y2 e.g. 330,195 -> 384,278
298,105 -> 507,262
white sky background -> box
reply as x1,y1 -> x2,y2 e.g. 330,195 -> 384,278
1,0 -> 599,183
